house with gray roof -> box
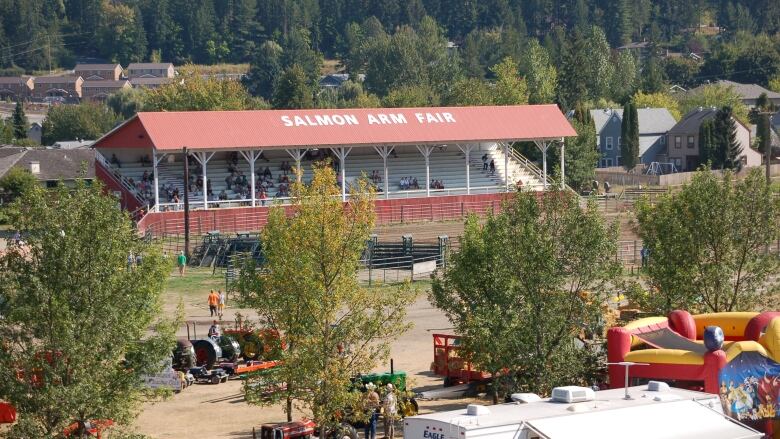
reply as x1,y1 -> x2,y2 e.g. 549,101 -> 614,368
590,108 -> 677,168
687,80 -> 780,108
665,107 -> 761,171
0,146 -> 95,188
127,63 -> 174,79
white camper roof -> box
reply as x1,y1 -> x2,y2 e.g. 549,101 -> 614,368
527,399 -> 759,439
406,386 -> 760,439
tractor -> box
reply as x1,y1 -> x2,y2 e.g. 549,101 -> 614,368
185,322 -> 241,369
223,317 -> 284,361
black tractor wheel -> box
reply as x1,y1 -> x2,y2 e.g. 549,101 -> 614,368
193,340 -> 217,369
210,375 -> 220,384
330,424 -> 358,439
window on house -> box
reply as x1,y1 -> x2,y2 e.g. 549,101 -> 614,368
618,136 -> 622,147
601,158 -> 613,167
606,137 -> 613,150
675,136 -> 682,149
687,136 -> 695,148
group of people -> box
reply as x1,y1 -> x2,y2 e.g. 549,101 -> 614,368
430,179 -> 445,190
207,289 -> 227,318
370,170 -> 383,184
363,382 -> 398,439
481,154 -> 496,175
398,176 -> 419,190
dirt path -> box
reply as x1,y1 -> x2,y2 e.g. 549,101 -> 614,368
133,270 -> 454,439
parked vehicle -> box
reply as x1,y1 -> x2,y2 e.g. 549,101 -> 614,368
188,366 -> 229,384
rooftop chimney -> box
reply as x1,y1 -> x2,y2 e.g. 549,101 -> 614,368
29,161 -> 40,175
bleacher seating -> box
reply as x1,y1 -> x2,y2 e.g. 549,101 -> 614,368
103,145 -> 546,209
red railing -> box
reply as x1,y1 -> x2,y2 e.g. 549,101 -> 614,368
138,193 -> 513,238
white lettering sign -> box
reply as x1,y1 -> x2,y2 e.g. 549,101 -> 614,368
281,112 -> 455,127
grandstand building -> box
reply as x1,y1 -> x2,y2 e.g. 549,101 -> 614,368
92,105 -> 575,235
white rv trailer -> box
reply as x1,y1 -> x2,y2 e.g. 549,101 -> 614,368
404,385 -> 761,439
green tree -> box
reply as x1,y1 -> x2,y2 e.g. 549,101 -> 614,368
145,69 -> 267,112
383,84 -> 439,108
431,190 -> 621,401
12,101 -> 27,140
0,118 -> 14,144
632,169 -> 780,314
678,84 -> 749,125
106,87 -> 147,119
713,106 -> 743,170
698,119 -> 716,167
96,2 -> 148,64
632,91 -> 681,120
445,78 -> 494,106
756,113 -> 772,156
642,55 -> 667,93
583,26 -> 614,101
620,102 -> 639,171
0,166 -> 37,203
611,50 -> 638,103
272,64 -> 315,109
521,39 -> 557,104
563,117 -> 599,191
41,104 -> 120,146
244,41 -> 284,100
770,75 -> 780,93
490,57 -> 528,105
557,30 -> 589,110
235,165 -> 416,432
0,180 -> 175,437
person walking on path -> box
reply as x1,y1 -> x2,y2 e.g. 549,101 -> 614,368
217,290 -> 226,318
640,245 -> 650,268
208,290 -> 219,317
364,383 -> 381,439
177,251 -> 187,276
383,383 -> 397,438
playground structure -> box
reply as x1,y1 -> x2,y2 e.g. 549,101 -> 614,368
608,310 -> 780,434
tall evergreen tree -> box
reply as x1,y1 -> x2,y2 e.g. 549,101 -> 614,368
272,64 -> 314,109
698,119 -> 716,168
620,102 -> 639,171
757,113 -> 772,157
557,30 -> 589,110
12,101 -> 26,140
713,107 -> 743,170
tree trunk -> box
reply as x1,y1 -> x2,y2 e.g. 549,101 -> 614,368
287,396 -> 293,422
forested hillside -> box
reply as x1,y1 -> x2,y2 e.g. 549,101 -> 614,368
1,1 -> 778,75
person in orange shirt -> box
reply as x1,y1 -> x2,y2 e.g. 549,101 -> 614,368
207,290 -> 219,317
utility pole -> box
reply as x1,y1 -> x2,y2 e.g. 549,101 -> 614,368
183,147 -> 191,262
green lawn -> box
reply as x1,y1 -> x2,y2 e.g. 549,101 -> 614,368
165,267 -> 226,297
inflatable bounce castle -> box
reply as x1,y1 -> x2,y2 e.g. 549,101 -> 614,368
608,311 -> 780,435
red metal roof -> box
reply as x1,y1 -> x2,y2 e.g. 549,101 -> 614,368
93,105 -> 576,151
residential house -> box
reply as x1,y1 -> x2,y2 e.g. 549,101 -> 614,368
127,63 -> 175,79
74,63 -> 123,81
591,108 -> 677,168
31,76 -> 83,99
318,73 -> 365,90
686,80 -> 780,108
0,77 -> 34,100
617,41 -> 652,62
0,146 -> 95,188
665,107 -> 761,171
129,77 -> 175,89
26,122 -> 42,144
81,80 -> 131,101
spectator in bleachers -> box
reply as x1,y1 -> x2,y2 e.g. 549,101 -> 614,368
225,173 -> 234,190
399,177 -> 407,190
489,159 -> 496,175
259,189 -> 267,205
412,177 -> 419,189
141,170 -> 150,182
237,173 -> 247,186
262,166 -> 272,178
219,189 -> 228,200
110,154 -> 121,168
482,153 -> 488,170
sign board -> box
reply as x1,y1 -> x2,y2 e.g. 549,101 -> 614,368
141,367 -> 182,392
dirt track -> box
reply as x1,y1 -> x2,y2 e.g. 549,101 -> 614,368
133,271 -> 460,439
